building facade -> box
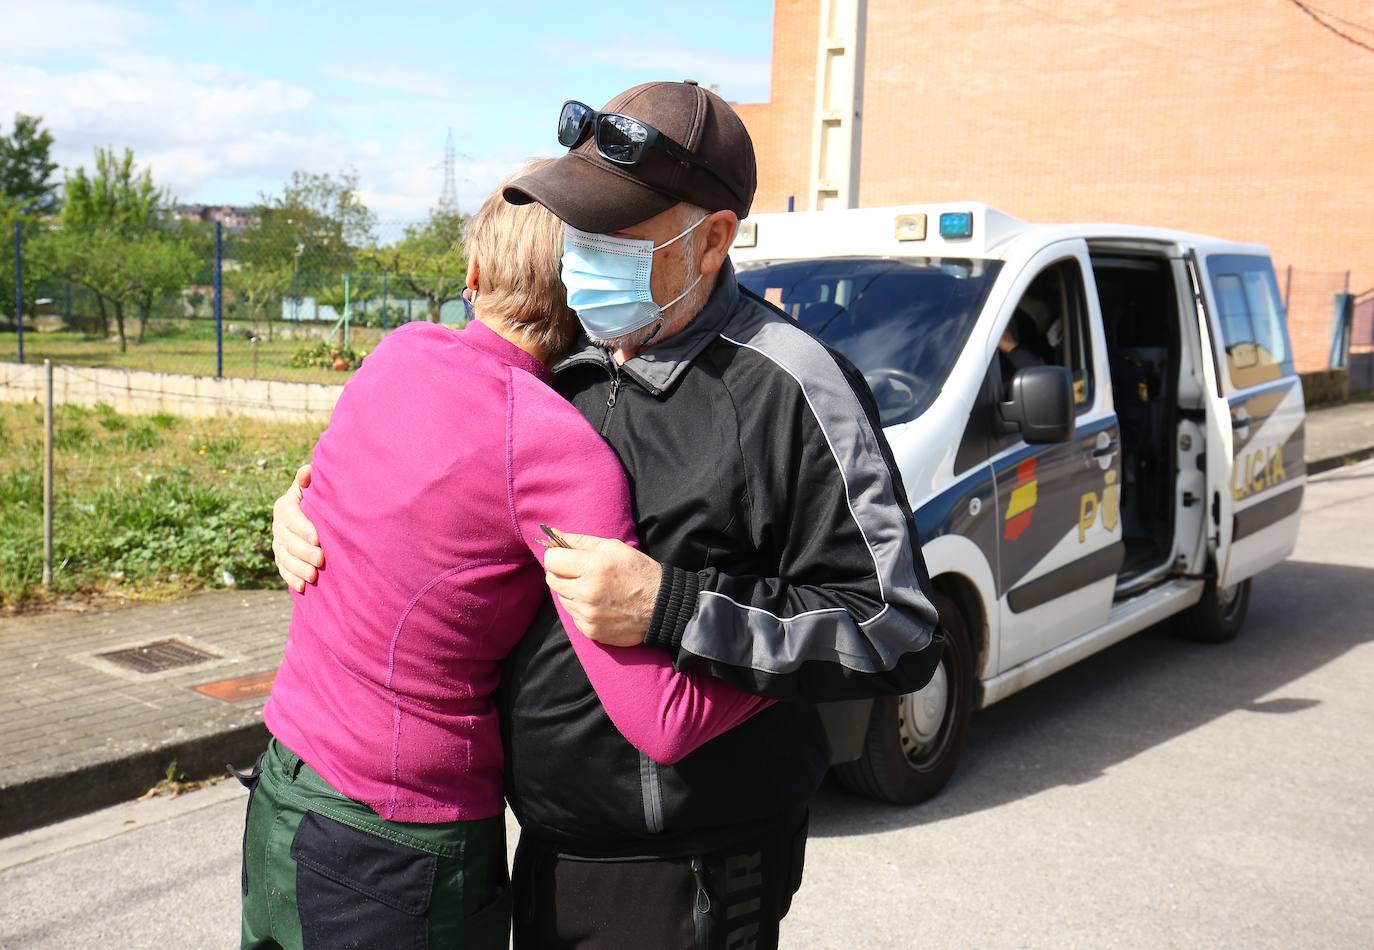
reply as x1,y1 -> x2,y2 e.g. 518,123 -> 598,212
734,0 -> 1374,371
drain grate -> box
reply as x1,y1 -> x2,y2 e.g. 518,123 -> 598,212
97,639 -> 220,674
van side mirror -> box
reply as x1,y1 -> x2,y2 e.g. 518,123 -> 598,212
1000,365 -> 1076,444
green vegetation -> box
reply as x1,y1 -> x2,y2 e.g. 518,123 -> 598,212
28,147 -> 204,353
0,113 -> 60,311
4,119 -> 468,383
0,401 -> 322,611
0,113 -> 59,215
0,324 -> 382,384
289,340 -> 368,371
364,208 -> 468,323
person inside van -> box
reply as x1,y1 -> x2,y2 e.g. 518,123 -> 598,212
998,306 -> 1047,381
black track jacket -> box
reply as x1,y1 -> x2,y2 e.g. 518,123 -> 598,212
500,263 -> 943,858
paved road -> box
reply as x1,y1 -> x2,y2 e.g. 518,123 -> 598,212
3,461 -> 1372,949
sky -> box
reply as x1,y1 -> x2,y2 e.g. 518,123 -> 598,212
0,0 -> 775,221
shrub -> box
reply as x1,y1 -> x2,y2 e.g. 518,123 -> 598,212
95,403 -> 128,431
289,341 -> 367,371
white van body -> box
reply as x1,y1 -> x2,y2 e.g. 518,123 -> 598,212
731,203 -> 1305,803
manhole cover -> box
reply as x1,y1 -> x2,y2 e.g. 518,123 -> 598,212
97,639 -> 220,674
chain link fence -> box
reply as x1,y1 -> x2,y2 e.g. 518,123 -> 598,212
3,219 -> 1366,386
1279,266 -> 1354,375
1,217 -> 469,384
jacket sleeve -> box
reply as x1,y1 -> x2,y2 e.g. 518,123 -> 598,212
508,371 -> 772,764
642,334 -> 943,702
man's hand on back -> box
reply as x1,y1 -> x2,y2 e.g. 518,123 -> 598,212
543,533 -> 662,647
273,464 -> 325,592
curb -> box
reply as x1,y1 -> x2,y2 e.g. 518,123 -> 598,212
1308,445 -> 1374,476
2,446 -> 1370,839
0,721 -> 267,839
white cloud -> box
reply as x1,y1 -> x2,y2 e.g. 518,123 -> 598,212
0,53 -> 488,219
577,38 -> 772,103
0,6 -> 771,220
0,0 -> 156,58
320,63 -> 461,100
0,57 -> 315,191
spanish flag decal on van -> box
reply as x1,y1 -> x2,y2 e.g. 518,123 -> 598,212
1004,458 -> 1038,541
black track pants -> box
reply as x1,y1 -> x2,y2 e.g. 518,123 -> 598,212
512,808 -> 808,950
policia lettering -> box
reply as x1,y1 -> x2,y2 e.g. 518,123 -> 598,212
1078,469 -> 1120,544
1232,444 -> 1287,501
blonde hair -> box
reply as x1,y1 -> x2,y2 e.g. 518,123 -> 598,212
465,159 -> 578,358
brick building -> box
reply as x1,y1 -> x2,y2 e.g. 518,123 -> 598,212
173,204 -> 259,232
733,0 -> 1374,371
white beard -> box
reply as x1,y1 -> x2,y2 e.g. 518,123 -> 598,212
593,319 -> 665,353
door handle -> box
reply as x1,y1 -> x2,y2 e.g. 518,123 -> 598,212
1092,439 -> 1119,459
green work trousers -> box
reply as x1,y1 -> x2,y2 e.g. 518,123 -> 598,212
239,738 -> 511,950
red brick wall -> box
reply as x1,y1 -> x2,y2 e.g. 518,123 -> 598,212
735,0 -> 1374,372
733,0 -> 820,215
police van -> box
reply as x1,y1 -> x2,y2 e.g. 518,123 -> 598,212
732,203 -> 1305,805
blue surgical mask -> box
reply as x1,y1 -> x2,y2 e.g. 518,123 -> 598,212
561,216 -> 706,342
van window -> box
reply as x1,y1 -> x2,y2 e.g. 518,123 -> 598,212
998,257 -> 1095,414
737,257 -> 1003,425
1206,255 -> 1293,389
956,258 -> 1096,472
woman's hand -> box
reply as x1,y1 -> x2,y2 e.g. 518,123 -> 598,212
273,464 -> 325,592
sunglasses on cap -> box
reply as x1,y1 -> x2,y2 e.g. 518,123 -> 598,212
557,100 -> 747,205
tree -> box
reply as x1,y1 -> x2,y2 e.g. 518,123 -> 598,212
36,228 -> 133,345
248,170 -> 375,272
0,193 -> 23,319
225,261 -> 292,339
0,114 -> 59,216
40,147 -> 194,350
274,169 -> 375,248
35,228 -> 199,352
128,232 -> 202,344
61,147 -> 167,234
233,170 -> 377,330
365,208 -> 467,323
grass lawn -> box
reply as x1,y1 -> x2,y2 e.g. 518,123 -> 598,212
0,401 -> 323,612
0,323 -> 384,384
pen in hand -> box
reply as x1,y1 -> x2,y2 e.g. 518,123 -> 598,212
536,524 -> 571,549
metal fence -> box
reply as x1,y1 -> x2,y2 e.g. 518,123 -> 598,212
1279,266 -> 1354,375
3,221 -> 1367,386
1,219 -> 468,384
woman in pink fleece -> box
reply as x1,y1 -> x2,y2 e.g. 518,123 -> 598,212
238,164 -> 769,950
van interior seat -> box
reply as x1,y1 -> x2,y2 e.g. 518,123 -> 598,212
1091,256 -> 1182,582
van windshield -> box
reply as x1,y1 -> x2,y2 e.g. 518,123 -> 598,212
736,256 -> 1002,425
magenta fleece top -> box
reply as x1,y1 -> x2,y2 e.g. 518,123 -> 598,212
264,320 -> 770,823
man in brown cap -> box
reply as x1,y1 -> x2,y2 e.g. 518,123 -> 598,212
274,81 -> 941,949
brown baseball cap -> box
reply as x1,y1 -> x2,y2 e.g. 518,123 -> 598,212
503,80 -> 756,234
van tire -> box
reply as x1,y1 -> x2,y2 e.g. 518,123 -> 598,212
1174,576 -> 1250,643
834,592 -> 973,805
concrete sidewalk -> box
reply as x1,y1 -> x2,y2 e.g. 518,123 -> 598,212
2,399 -> 1373,838
0,591 -> 289,837
1305,398 -> 1374,473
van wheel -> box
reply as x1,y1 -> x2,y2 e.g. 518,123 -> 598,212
835,592 -> 973,805
1175,576 -> 1250,643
